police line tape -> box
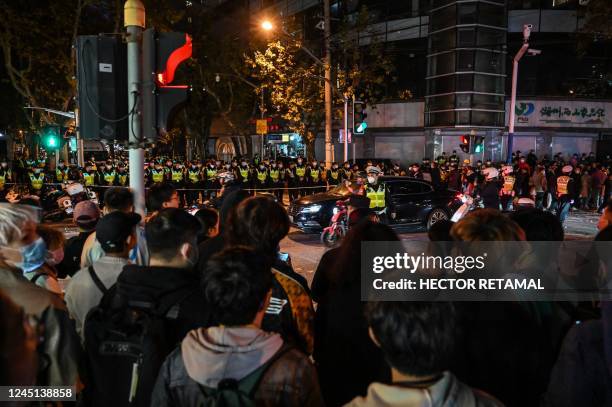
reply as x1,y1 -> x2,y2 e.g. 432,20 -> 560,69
3,182 -> 339,193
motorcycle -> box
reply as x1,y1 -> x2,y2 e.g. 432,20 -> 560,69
42,182 -> 98,222
320,199 -> 348,247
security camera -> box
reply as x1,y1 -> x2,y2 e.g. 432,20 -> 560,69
527,48 -> 541,56
523,24 -> 533,42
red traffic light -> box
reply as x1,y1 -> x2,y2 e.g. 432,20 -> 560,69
156,34 -> 192,86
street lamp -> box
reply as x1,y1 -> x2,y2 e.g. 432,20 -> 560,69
261,20 -> 273,32
507,24 -> 540,163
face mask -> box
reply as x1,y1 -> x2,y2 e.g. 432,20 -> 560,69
271,164 -> 277,168
241,162 -> 247,166
215,162 -> 221,166
15,237 -> 47,273
259,166 -> 265,170
46,247 -> 64,266
332,165 -> 338,169
232,162 -> 237,167
298,160 -> 303,164
367,176 -> 376,184
278,164 -> 283,169
312,163 -> 318,167
345,165 -> 350,169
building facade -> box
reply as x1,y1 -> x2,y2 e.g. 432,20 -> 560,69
249,0 -> 611,164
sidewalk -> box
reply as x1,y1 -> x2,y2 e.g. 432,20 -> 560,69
564,209 -> 599,238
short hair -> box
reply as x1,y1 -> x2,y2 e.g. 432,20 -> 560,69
0,204 -> 38,246
104,187 -> 134,212
202,247 -> 273,326
509,209 -> 564,241
36,225 -> 65,250
450,208 -> 524,242
195,208 -> 218,233
145,208 -> 200,260
147,183 -> 177,212
226,197 -> 290,256
366,302 -> 456,376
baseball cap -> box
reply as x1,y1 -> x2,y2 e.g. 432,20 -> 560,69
74,201 -> 100,230
96,212 -> 141,252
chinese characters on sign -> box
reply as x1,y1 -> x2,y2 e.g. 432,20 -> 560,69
508,100 -> 611,128
539,106 -> 605,120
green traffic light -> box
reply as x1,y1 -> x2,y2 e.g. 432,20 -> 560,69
47,136 -> 58,148
356,122 -> 368,133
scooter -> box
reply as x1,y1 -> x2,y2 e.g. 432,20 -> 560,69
451,194 -> 481,223
320,199 -> 348,247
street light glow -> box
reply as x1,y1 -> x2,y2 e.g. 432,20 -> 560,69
261,21 -> 273,31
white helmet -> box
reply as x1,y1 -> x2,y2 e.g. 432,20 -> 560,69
482,167 -> 499,180
562,165 -> 573,174
501,165 -> 513,175
366,166 -> 382,175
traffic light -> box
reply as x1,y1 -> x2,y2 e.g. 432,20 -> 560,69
459,135 -> 470,153
143,29 -> 192,142
41,126 -> 60,149
353,100 -> 368,135
473,136 -> 485,153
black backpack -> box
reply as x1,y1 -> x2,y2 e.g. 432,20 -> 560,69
197,344 -> 293,407
82,285 -> 194,407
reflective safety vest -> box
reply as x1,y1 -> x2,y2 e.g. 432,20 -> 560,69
296,166 -> 306,177
257,170 -> 267,182
82,172 -> 95,186
118,173 -> 128,186
310,169 -> 320,181
171,170 -> 183,182
367,183 -> 386,209
56,168 -> 68,182
103,171 -> 116,185
30,173 -> 44,190
329,170 -> 339,180
206,168 -> 217,180
557,175 -> 570,197
239,168 -> 249,182
188,170 -> 200,183
270,169 -> 280,181
152,170 -> 164,183
502,175 -> 515,195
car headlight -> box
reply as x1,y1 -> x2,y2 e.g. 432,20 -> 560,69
301,204 -> 322,214
332,207 -> 339,215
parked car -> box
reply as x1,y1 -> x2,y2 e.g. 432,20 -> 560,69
288,176 -> 463,232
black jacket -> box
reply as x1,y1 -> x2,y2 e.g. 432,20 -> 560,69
117,264 -> 210,345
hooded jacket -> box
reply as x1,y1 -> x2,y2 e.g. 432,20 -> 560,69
151,326 -> 324,407
345,372 -> 502,407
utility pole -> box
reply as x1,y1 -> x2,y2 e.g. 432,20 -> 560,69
125,0 -> 145,217
507,24 -> 532,164
343,96 -> 348,163
323,0 -> 333,168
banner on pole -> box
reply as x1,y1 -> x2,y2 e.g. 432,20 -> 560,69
339,129 -> 352,143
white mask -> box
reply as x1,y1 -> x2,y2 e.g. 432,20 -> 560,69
367,176 -> 376,184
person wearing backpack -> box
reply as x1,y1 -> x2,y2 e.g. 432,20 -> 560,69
64,211 -> 140,337
151,247 -> 324,407
82,208 -> 209,407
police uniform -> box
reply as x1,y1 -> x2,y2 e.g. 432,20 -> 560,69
295,163 -> 307,197
117,170 -> 129,187
29,171 -> 46,195
269,165 -> 283,202
150,168 -> 165,186
327,166 -> 341,187
204,165 -> 219,199
186,165 -> 202,205
286,165 -> 299,201
55,166 -> 69,183
254,166 -> 269,191
81,169 -> 97,187
307,165 -> 323,194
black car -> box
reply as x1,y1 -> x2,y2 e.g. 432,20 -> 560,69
287,176 -> 463,232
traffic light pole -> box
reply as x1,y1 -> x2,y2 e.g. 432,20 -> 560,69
323,0 -> 333,168
125,0 -> 145,218
343,97 -> 348,163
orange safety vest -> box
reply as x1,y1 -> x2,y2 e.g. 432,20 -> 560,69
502,175 -> 515,195
557,175 -> 570,197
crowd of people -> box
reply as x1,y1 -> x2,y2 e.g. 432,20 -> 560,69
2,170 -> 612,406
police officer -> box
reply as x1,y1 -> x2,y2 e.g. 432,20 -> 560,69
295,157 -> 307,197
499,165 -> 516,211
366,166 -> 386,222
254,162 -> 269,192
186,161 -> 202,205
341,161 -> 353,182
55,159 -> 69,183
307,160 -> 323,194
327,162 -> 341,189
100,162 -> 117,187
81,162 -> 97,188
150,162 -> 165,186
237,159 -> 252,187
449,150 -> 459,166
164,159 -> 174,180
556,165 -> 575,224
204,160 -> 219,199
116,162 -> 129,187
269,161 -> 284,202
287,161 -> 299,202
29,165 -> 47,196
